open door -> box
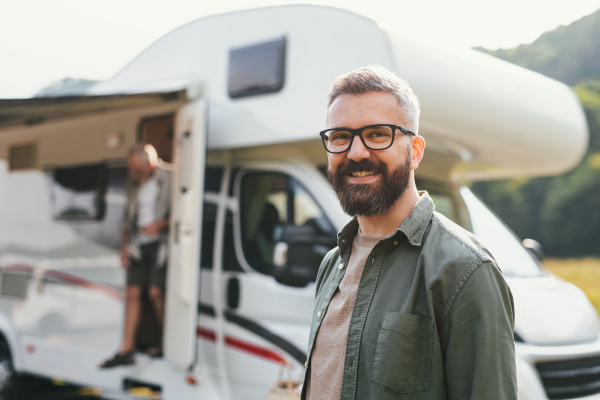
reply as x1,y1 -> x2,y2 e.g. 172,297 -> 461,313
164,99 -> 207,369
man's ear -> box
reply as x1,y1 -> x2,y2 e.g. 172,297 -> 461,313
411,135 -> 426,170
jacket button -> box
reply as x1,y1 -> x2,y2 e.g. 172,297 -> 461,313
393,240 -> 398,245
318,311 -> 322,318
338,263 -> 344,270
305,361 -> 308,368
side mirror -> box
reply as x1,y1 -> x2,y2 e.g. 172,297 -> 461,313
271,225 -> 336,287
522,238 -> 544,261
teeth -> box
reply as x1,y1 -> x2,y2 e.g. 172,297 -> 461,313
352,171 -> 374,177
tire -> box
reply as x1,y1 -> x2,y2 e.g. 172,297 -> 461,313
0,338 -> 19,400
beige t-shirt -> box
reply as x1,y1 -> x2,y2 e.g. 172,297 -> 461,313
307,229 -> 382,400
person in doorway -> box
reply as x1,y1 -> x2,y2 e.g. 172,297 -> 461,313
100,143 -> 173,368
303,66 -> 517,399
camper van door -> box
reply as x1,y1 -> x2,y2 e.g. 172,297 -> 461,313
164,99 -> 207,370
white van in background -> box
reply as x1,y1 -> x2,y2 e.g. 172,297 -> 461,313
0,5 -> 597,400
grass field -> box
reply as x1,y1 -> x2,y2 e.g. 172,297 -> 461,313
544,257 -> 600,316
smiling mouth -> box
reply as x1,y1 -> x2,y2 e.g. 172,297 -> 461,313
351,171 -> 377,177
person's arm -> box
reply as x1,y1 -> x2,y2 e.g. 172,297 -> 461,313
121,228 -> 130,270
440,260 -> 517,400
121,176 -> 134,270
139,218 -> 170,235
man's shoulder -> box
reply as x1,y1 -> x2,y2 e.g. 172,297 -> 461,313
426,211 -> 497,269
423,212 -> 506,325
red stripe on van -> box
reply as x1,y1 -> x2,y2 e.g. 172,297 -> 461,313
44,269 -> 123,301
0,264 -> 123,301
196,326 -> 286,365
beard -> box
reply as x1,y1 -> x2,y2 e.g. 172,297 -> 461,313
327,151 -> 412,217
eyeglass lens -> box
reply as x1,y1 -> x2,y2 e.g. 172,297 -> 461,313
323,125 -> 395,152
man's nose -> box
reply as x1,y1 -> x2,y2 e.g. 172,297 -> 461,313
347,135 -> 371,161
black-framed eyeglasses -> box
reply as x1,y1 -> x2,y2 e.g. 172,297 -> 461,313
319,124 -> 415,154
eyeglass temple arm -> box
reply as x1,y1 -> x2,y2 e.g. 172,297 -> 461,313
398,126 -> 416,136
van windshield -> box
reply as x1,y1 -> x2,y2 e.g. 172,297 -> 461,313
460,187 -> 545,278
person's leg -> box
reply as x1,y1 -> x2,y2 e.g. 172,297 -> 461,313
148,285 -> 165,328
99,256 -> 147,368
120,285 -> 142,353
147,254 -> 167,356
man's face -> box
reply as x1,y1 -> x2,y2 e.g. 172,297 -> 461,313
127,154 -> 154,181
325,92 -> 423,217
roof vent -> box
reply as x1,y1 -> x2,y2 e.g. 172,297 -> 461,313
9,142 -> 37,171
0,270 -> 30,300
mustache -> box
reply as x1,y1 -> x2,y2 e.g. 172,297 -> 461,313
335,159 -> 387,177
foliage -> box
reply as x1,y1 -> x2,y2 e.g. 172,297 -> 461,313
474,9 -> 600,85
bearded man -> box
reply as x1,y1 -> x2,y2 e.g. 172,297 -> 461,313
302,66 -> 517,400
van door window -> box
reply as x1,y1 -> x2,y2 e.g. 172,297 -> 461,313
140,115 -> 174,163
239,172 -> 336,280
48,164 -> 106,220
240,173 -> 287,275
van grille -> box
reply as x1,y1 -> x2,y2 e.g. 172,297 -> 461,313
536,356 -> 600,399
0,271 -> 30,299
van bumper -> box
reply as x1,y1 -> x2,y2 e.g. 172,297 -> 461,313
516,339 -> 600,400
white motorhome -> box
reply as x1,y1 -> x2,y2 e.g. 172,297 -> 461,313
0,5 -> 596,400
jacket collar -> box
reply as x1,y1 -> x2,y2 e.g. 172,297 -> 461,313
337,191 -> 435,249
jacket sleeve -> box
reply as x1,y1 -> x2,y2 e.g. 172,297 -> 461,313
439,260 -> 518,400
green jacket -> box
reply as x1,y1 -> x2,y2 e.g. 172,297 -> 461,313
302,192 -> 517,400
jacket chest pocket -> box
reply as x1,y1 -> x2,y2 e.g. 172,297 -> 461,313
371,312 -> 433,393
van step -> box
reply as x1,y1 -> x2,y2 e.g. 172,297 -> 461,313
122,378 -> 162,399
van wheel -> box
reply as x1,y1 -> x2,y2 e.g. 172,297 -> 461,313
0,338 -> 19,400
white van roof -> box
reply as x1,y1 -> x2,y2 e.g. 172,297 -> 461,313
7,5 -> 589,181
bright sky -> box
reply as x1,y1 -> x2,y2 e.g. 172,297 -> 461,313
2,0 -> 600,98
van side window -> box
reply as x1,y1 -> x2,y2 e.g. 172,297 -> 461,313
239,172 -> 336,277
48,164 -> 106,220
228,37 -> 286,99
224,210 -> 244,272
200,204 -> 244,272
201,203 -> 217,269
204,166 -> 223,193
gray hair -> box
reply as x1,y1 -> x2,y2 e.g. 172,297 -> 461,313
128,143 -> 158,165
327,65 -> 420,133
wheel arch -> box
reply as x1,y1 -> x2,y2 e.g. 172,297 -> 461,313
0,314 -> 23,372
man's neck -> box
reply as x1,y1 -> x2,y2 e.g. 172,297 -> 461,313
356,185 -> 421,238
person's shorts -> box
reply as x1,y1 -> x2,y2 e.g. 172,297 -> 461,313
126,242 -> 167,289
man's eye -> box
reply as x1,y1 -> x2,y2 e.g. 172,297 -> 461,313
331,133 -> 350,141
367,130 -> 390,138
